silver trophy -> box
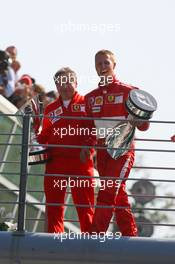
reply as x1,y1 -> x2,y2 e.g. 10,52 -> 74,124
16,96 -> 49,165
105,89 -> 157,159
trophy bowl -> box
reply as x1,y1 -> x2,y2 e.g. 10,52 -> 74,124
125,89 -> 157,120
16,96 -> 49,165
28,98 -> 49,165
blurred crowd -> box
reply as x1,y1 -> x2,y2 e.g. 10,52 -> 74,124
0,46 -> 58,110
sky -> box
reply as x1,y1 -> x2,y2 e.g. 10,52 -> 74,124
1,0 -> 175,237
1,0 -> 174,161
0,1 -> 174,119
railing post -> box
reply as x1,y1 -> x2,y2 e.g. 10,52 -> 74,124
17,106 -> 32,232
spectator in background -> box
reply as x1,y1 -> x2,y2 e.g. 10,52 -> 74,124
6,46 -> 21,80
0,50 -> 16,101
33,83 -> 46,103
44,90 -> 58,108
11,60 -> 21,75
33,83 -> 45,96
21,74 -> 35,85
6,46 -> 17,61
11,74 -> 33,108
17,74 -> 34,100
1,46 -> 52,112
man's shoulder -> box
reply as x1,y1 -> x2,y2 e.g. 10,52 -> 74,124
74,92 -> 85,103
85,87 -> 100,98
44,98 -> 60,113
117,81 -> 139,92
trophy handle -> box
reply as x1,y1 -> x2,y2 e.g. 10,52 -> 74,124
15,95 -> 43,133
30,97 -> 41,135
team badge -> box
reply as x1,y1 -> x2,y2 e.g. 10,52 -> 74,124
95,96 -> 103,106
105,94 -> 123,104
72,104 -> 82,112
106,95 -> 115,103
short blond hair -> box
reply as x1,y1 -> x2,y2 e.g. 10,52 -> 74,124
54,67 -> 77,84
95,49 -> 116,64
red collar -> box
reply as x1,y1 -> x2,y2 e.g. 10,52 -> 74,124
59,91 -> 78,106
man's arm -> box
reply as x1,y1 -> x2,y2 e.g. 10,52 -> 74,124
80,95 -> 97,163
136,121 -> 150,131
5,68 -> 15,98
128,114 -> 150,131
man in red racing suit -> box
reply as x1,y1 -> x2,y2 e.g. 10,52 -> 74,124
80,50 -> 149,236
38,67 -> 94,233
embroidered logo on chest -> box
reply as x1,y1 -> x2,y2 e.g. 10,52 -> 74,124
72,104 -> 85,112
89,96 -> 95,107
105,94 -> 123,104
55,106 -> 63,116
94,96 -> 103,106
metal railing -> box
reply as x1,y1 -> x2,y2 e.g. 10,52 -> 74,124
0,111 -> 175,232
1,109 -> 175,263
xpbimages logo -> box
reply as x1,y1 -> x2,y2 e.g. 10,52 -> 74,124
55,20 -> 120,35
53,125 -> 121,139
54,230 -> 121,243
53,178 -> 120,191
54,72 -> 114,86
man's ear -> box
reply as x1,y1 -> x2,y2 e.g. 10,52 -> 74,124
113,62 -> 116,69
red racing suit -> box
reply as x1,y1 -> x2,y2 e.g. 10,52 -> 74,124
37,91 -> 94,233
85,77 -> 149,236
